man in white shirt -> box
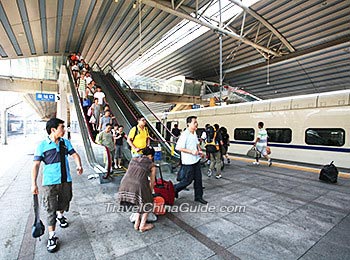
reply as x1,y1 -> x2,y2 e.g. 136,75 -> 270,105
93,86 -> 107,110
253,121 -> 272,166
174,116 -> 207,204
85,72 -> 93,85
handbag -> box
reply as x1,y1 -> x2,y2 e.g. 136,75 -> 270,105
246,147 -> 261,158
32,194 -> 45,239
87,106 -> 93,116
83,98 -> 91,107
89,115 -> 96,124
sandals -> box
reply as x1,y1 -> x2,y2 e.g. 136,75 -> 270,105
139,223 -> 154,233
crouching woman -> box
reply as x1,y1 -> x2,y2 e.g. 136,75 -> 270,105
117,146 -> 156,232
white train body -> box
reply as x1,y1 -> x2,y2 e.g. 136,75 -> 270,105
161,90 -> 350,169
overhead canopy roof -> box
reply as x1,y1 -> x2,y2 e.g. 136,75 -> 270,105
0,0 -> 349,99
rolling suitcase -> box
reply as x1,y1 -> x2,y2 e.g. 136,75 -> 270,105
154,165 -> 175,205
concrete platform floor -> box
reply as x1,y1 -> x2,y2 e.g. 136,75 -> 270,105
1,134 -> 350,260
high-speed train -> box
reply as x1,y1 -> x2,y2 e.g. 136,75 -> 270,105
156,90 -> 350,169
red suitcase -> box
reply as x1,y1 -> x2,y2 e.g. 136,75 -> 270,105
154,165 -> 175,206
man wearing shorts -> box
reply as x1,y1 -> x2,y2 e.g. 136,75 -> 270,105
253,121 -> 272,166
31,118 -> 83,253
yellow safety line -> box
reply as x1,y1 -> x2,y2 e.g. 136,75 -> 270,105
229,156 -> 350,179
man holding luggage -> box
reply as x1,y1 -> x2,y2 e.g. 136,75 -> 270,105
31,118 -> 83,253
253,121 -> 272,166
174,116 -> 207,204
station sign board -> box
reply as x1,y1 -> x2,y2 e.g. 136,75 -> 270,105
36,93 -> 60,102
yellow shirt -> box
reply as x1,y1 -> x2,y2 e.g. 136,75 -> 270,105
128,126 -> 149,154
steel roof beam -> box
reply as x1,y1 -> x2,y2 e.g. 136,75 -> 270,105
224,36 -> 349,75
38,0 -> 48,53
142,0 -> 281,56
55,0 -> 64,53
228,0 -> 295,52
175,0 -> 186,10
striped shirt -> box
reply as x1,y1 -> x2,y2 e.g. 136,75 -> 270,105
34,137 -> 76,186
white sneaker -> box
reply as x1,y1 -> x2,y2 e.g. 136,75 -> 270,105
207,169 -> 212,177
47,236 -> 59,253
215,174 -> 222,179
253,161 -> 260,165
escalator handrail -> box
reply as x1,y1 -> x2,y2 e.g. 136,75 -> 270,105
91,62 -> 103,72
104,73 -> 169,141
103,75 -> 138,122
105,70 -> 176,140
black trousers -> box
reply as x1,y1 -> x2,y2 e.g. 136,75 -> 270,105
174,160 -> 203,200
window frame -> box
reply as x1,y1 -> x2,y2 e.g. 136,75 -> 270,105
266,128 -> 292,144
305,128 -> 345,147
234,128 -> 255,141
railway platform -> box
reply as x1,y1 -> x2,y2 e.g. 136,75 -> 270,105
1,134 -> 350,260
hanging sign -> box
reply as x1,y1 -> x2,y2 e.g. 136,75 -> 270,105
36,93 -> 59,102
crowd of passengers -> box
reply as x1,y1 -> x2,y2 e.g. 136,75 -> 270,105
68,53 -> 126,169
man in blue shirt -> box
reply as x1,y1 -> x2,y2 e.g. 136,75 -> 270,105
31,118 -> 83,253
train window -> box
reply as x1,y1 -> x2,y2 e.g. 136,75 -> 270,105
266,128 -> 292,143
234,128 -> 255,141
305,128 -> 345,146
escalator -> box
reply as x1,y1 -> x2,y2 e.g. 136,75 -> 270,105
65,65 -> 113,183
91,64 -> 180,170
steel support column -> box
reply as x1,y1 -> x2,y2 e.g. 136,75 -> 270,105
1,109 -> 7,145
219,0 -> 223,105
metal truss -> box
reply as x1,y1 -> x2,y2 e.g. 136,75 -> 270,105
142,0 -> 295,60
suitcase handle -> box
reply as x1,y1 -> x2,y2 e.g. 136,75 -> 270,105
155,163 -> 164,186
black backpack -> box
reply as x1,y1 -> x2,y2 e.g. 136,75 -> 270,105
319,161 -> 338,184
130,126 -> 149,141
205,126 -> 215,143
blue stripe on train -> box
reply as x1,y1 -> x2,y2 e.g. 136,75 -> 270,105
230,141 -> 350,153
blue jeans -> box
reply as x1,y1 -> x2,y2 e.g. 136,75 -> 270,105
174,160 -> 203,200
